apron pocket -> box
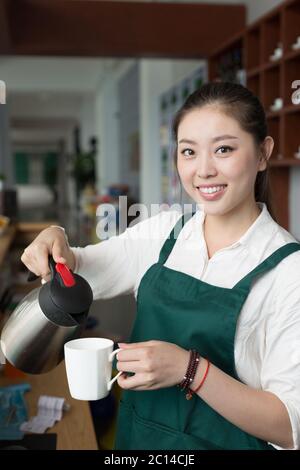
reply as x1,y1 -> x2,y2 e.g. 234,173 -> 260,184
115,400 -> 224,450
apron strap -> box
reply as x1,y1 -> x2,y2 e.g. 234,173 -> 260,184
158,212 -> 195,265
234,242 -> 300,291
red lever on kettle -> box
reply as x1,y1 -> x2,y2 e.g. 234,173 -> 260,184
55,263 -> 76,287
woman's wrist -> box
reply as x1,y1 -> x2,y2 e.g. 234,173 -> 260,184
190,357 -> 209,391
178,349 -> 200,390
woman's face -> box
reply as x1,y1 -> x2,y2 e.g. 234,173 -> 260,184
176,105 -> 270,216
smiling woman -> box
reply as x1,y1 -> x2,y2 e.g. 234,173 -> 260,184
21,82 -> 300,451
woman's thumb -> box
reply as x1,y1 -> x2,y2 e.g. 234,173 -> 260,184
52,239 -> 67,264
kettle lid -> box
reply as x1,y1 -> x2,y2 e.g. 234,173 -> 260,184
46,260 -> 93,315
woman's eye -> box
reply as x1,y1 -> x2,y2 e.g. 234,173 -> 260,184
216,146 -> 234,154
181,148 -> 194,157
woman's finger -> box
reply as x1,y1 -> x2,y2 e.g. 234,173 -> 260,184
117,348 -> 147,362
52,238 -> 68,263
116,361 -> 145,373
117,373 -> 149,390
41,273 -> 51,284
118,341 -> 155,349
35,243 -> 51,278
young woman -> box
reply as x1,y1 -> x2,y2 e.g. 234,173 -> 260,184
21,82 -> 300,450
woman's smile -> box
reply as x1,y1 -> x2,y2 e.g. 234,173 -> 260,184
195,184 -> 228,201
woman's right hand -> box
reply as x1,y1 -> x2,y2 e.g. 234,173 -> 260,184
20,226 -> 76,282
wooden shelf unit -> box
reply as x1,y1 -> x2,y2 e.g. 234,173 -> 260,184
208,0 -> 300,229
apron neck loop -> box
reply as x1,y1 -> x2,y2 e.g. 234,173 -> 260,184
158,212 -> 195,265
234,242 -> 300,291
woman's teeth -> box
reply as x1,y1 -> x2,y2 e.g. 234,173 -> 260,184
199,185 -> 227,194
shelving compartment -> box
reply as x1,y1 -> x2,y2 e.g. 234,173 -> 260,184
263,13 -> 282,64
246,72 -> 261,99
284,54 -> 300,105
283,0 -> 300,53
209,39 -> 244,83
245,26 -> 261,70
267,116 -> 281,160
263,65 -> 281,111
283,109 -> 300,160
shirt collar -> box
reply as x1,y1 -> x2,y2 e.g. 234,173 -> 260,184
232,201 -> 276,247
184,201 -> 277,256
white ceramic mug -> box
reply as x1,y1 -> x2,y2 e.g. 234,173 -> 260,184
274,97 -> 283,108
64,338 -> 122,400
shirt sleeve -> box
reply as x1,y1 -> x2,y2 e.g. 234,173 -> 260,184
70,210 -> 182,300
261,252 -> 300,450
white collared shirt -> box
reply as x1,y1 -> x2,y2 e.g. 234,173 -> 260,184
71,202 -> 300,450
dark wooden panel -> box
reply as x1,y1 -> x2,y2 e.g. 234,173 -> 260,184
0,0 -> 12,53
3,0 -> 245,58
269,166 -> 289,229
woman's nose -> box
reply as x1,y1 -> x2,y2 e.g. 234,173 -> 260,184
195,154 -> 217,177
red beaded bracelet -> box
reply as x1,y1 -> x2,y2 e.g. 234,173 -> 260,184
186,359 -> 210,400
178,349 -> 200,392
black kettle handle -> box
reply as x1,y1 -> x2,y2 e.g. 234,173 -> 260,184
27,255 -> 57,282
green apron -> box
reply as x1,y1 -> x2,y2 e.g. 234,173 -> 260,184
115,212 -> 300,450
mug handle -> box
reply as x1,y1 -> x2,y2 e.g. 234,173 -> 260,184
107,348 -> 123,391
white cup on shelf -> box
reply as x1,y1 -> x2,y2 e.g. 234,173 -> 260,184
294,146 -> 300,159
270,97 -> 283,111
292,36 -> 300,50
270,43 -> 283,61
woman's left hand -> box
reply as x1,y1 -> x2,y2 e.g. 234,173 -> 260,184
116,340 -> 190,391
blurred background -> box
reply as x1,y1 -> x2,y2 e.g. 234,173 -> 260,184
1,0 -> 300,450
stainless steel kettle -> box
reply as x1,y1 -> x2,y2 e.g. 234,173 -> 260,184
0,256 -> 93,374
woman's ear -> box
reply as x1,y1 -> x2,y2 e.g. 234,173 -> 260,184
258,136 -> 274,171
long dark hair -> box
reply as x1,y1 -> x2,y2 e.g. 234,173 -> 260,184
172,81 -> 278,222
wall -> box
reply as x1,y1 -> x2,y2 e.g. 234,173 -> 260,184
94,60 -> 135,194
0,57 -> 107,93
9,92 -> 95,153
139,58 -> 205,209
158,1 -> 282,24
80,94 -> 96,152
0,104 -> 13,187
118,62 -> 140,200
243,0 -> 283,23
290,168 -> 300,241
